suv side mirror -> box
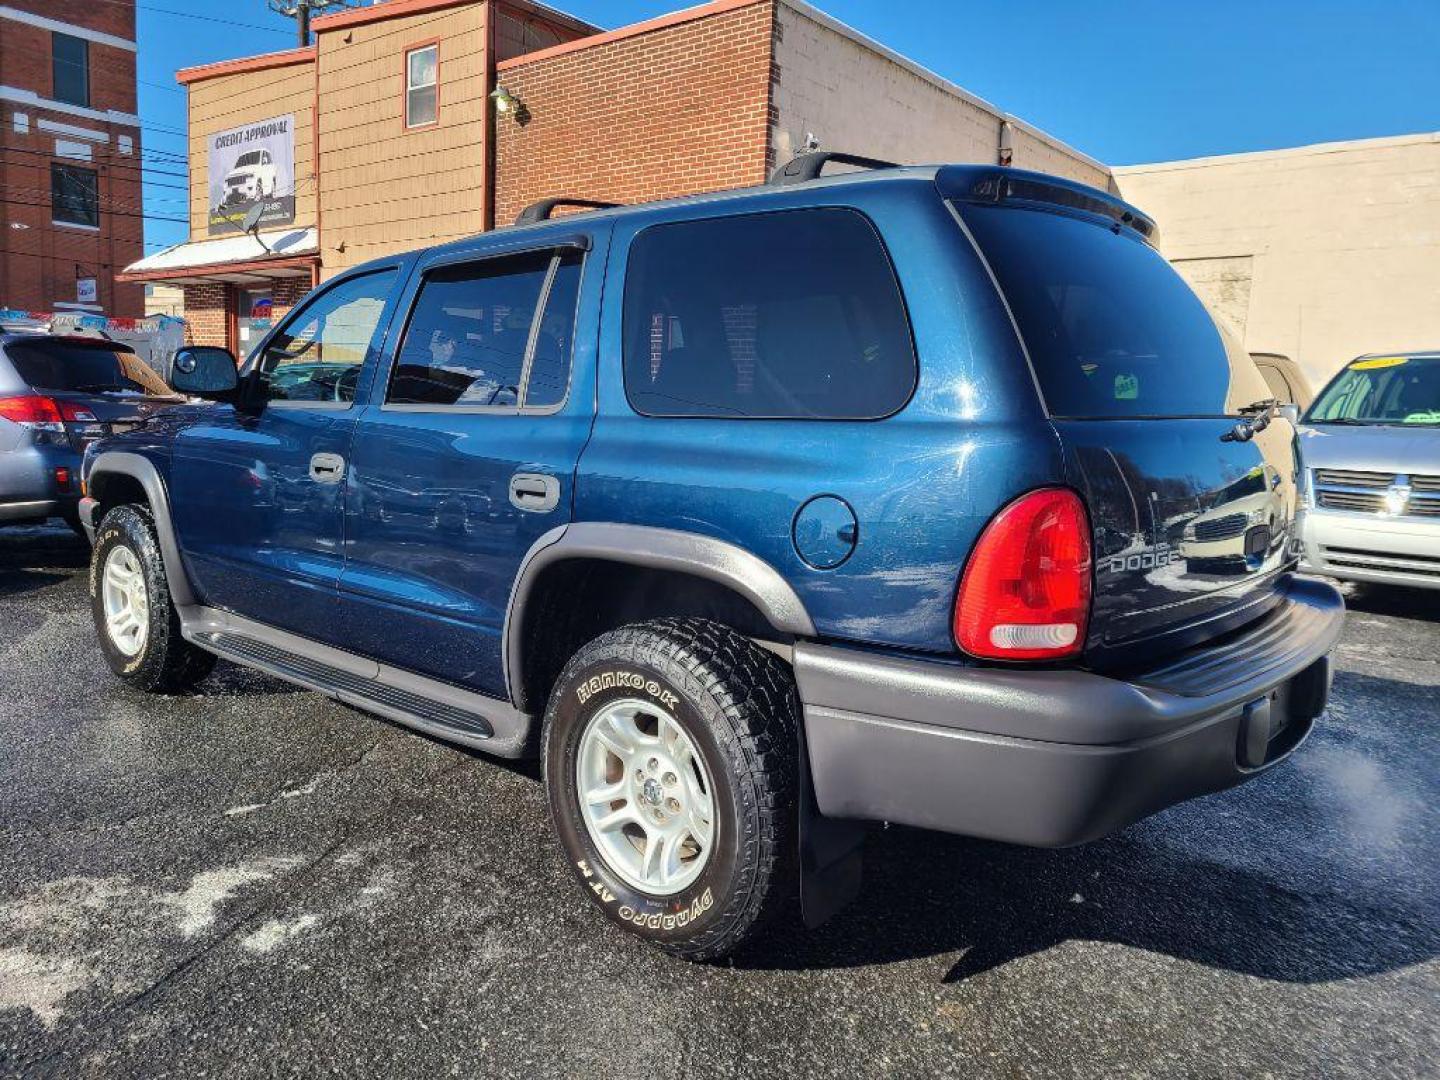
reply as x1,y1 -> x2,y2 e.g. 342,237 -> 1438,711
170,346 -> 239,399
1277,403 -> 1301,425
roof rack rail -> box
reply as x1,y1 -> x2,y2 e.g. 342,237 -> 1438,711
766,151 -> 900,186
515,197 -> 622,226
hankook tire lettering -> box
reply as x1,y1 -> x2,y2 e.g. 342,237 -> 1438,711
576,670 -> 680,710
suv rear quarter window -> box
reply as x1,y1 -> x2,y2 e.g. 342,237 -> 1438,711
621,208 -> 916,419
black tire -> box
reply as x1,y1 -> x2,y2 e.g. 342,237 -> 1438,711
89,504 -> 216,693
542,618 -> 799,961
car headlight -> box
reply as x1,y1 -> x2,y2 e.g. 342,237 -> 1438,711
1248,507 -> 1269,525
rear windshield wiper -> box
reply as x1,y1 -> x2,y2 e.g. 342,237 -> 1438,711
1237,398 -> 1279,416
71,382 -> 132,393
1222,399 -> 1278,442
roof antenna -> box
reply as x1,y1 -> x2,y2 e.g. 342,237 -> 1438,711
242,203 -> 271,254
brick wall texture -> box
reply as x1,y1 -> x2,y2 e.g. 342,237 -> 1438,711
493,1 -> 777,227
181,276 -> 312,352
0,0 -> 144,316
181,283 -> 227,347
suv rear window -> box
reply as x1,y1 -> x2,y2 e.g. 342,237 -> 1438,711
6,340 -> 172,397
622,209 -> 916,419
959,203 -> 1245,418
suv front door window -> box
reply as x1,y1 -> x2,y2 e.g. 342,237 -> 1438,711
255,272 -> 395,405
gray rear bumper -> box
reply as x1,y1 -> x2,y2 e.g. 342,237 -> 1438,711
796,575 -> 1344,847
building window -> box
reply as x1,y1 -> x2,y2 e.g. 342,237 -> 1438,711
52,164 -> 99,228
53,33 -> 90,107
405,44 -> 438,128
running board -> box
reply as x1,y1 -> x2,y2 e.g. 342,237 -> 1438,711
180,607 -> 534,758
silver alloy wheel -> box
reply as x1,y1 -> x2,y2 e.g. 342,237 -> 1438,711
575,697 -> 716,896
101,545 -> 149,658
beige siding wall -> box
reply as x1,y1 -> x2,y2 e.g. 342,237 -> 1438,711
187,64 -> 316,241
316,2 -> 489,277
1115,133 -> 1440,387
770,0 -> 1109,189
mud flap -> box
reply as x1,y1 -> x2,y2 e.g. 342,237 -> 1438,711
797,719 -> 866,928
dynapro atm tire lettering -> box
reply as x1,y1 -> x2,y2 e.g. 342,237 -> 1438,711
576,859 -> 714,929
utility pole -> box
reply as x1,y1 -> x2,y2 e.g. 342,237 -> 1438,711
267,0 -> 362,48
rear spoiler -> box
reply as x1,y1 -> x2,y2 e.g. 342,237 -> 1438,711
942,166 -> 1159,247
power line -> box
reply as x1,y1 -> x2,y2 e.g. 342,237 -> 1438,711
0,144 -> 189,181
78,0 -> 294,37
0,181 -> 190,210
1,193 -> 187,225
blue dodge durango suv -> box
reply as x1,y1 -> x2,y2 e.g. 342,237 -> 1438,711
79,157 -> 1343,959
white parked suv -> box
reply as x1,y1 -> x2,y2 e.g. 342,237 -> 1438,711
222,149 -> 277,205
1297,351 -> 1440,589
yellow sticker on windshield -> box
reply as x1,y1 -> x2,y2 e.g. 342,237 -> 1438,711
1351,356 -> 1409,370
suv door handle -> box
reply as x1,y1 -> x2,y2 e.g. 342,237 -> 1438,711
309,452 -> 346,483
509,472 -> 560,512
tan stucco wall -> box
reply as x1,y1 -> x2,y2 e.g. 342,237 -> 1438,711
315,1 -> 489,277
1115,132 -> 1440,388
187,64 -> 316,241
770,0 -> 1109,190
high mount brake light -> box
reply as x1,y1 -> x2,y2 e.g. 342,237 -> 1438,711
954,487 -> 1093,662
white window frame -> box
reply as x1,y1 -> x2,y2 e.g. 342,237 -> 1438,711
405,44 -> 438,130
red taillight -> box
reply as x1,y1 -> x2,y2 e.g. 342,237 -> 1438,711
954,487 -> 1093,661
54,466 -> 71,490
0,394 -> 63,425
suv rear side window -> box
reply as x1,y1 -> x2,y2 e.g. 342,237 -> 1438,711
622,209 -> 916,419
960,203 -> 1246,418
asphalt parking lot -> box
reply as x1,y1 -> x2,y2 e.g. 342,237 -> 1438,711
0,524 -> 1436,1079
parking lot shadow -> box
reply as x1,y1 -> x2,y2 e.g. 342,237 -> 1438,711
736,819 -> 1438,984
0,525 -> 90,597
1343,582 -> 1440,622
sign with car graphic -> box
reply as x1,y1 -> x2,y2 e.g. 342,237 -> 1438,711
207,114 -> 295,236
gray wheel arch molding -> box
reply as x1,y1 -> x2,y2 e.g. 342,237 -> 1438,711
502,522 -> 817,707
85,451 -> 196,608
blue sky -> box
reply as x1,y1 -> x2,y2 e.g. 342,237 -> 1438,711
136,0 -> 1440,252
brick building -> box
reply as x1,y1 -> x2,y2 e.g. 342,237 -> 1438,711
0,1 -> 145,317
119,0 -> 1106,354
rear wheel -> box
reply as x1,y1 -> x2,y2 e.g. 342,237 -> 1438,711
542,618 -> 799,961
89,504 -> 215,693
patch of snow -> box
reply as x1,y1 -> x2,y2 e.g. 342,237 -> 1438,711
240,913 -> 320,954
0,947 -> 92,1028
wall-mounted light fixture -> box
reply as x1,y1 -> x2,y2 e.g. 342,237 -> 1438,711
490,85 -> 527,123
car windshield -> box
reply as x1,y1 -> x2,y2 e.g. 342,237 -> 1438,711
6,340 -> 174,396
1305,354 -> 1440,425
235,152 -> 261,168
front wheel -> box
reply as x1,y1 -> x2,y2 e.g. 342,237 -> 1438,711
542,618 -> 800,961
89,504 -> 216,693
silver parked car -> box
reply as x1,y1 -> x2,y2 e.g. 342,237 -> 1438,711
1297,351 -> 1440,589
0,334 -> 181,533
